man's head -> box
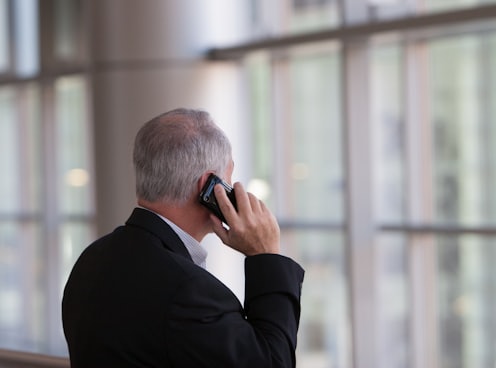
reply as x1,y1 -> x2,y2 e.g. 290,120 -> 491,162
133,108 -> 232,205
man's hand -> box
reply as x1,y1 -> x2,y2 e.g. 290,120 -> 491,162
210,182 -> 280,256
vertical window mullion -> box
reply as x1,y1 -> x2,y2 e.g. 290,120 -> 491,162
15,85 -> 37,346
339,7 -> 378,368
342,38 -> 377,368
404,40 -> 439,368
271,53 -> 291,218
40,81 -> 62,353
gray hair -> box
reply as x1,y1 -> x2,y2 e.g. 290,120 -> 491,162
133,108 -> 232,204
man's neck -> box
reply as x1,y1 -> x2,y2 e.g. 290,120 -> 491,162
137,198 -> 211,242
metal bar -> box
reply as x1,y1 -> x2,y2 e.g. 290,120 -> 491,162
278,220 -> 343,230
0,214 -> 94,222
207,4 -> 496,60
278,221 -> 496,234
380,224 -> 496,235
0,67 -> 88,85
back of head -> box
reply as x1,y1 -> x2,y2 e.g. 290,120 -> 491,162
133,108 -> 232,205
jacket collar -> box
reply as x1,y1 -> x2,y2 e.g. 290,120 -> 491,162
124,207 -> 193,262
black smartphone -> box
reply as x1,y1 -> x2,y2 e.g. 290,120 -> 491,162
199,174 -> 237,224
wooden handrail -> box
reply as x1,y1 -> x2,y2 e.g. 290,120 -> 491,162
0,349 -> 69,368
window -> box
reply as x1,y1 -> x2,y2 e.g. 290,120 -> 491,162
0,0 -> 93,356
213,1 -> 496,367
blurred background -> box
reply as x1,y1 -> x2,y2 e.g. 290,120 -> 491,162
1,0 -> 496,367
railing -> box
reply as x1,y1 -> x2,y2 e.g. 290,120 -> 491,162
0,349 -> 69,368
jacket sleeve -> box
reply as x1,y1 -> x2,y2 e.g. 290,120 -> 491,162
164,254 -> 304,368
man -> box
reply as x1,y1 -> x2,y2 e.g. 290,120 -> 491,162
62,108 -> 304,367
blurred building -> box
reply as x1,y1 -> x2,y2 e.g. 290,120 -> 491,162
1,1 -> 496,367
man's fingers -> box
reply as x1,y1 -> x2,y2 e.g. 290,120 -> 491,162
210,213 -> 228,241
214,184 -> 237,224
232,182 -> 251,213
248,193 -> 262,213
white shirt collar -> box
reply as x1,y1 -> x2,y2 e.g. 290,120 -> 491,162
139,207 -> 208,268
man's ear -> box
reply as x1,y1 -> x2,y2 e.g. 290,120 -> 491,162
197,172 -> 214,193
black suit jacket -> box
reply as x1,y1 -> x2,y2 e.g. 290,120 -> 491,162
62,208 -> 304,368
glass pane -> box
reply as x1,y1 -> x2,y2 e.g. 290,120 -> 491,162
54,0 -> 84,62
22,84 -> 43,213
366,0 -> 496,19
367,0 -> 413,20
51,222 -> 95,355
289,0 -> 340,33
423,0 -> 496,13
246,53 -> 274,207
0,222 -> 44,352
0,0 -> 9,72
250,0 -> 339,37
436,235 -> 496,368
55,76 -> 94,215
0,87 -> 21,212
376,233 -> 410,368
371,43 -> 406,223
282,230 -> 350,368
429,32 -> 496,225
284,46 -> 343,222
59,222 -> 94,294
13,0 -> 39,77
0,85 -> 42,213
